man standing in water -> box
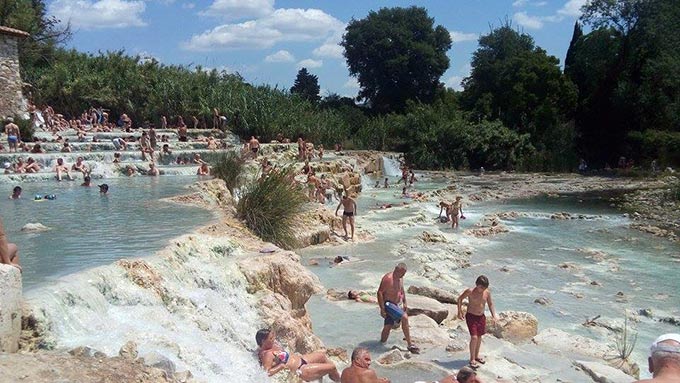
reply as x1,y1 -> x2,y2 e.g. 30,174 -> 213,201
457,275 -> 498,369
341,347 -> 390,383
0,216 -> 21,272
335,194 -> 357,240
377,263 -> 419,354
634,333 -> 680,382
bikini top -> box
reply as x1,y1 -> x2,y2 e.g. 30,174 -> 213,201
274,350 -> 290,365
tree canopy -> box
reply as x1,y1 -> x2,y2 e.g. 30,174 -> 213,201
290,68 -> 320,104
461,25 -> 577,151
341,6 -> 451,113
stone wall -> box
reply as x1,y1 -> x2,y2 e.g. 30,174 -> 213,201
0,34 -> 26,119
0,264 -> 22,352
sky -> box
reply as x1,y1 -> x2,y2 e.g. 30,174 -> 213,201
47,0 -> 587,97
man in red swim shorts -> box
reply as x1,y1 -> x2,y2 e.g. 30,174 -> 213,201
457,275 -> 498,369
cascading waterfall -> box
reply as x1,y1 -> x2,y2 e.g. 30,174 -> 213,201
381,156 -> 401,177
25,236 -> 269,382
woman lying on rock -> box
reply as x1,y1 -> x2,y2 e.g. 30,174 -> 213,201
256,328 -> 341,382
326,288 -> 378,304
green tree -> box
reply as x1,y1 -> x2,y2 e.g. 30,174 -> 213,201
564,22 -> 582,77
572,0 -> 680,166
341,6 -> 451,113
290,68 -> 320,103
461,25 -> 576,149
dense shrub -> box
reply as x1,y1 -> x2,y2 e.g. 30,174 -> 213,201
628,130 -> 680,168
32,50 -> 350,146
236,168 -> 307,249
13,117 -> 34,142
212,151 -> 245,193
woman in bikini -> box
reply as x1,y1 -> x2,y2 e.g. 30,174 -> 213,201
256,328 -> 340,382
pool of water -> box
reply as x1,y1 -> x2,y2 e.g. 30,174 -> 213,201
0,176 -> 215,289
300,177 -> 680,382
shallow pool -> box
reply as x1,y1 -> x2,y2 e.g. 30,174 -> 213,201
0,176 -> 215,289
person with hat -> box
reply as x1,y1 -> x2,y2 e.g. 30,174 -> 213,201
4,117 -> 21,153
635,333 -> 680,382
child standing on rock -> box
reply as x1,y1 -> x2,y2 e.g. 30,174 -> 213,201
457,275 -> 498,370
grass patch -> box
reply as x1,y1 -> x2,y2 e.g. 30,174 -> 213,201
236,168 -> 307,249
212,151 -> 246,194
615,312 -> 638,361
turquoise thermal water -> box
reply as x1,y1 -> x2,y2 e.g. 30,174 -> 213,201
300,174 -> 680,382
0,176 -> 215,289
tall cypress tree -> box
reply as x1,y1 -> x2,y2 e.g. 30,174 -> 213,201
290,68 -> 321,103
564,21 -> 582,78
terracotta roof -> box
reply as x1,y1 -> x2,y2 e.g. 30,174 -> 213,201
0,26 -> 30,38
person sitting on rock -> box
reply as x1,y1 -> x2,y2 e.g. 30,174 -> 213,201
341,347 -> 390,383
256,328 -> 341,382
634,333 -> 680,382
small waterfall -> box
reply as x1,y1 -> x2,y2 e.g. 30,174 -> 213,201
381,156 -> 401,177
361,174 -> 374,189
26,236 -> 269,382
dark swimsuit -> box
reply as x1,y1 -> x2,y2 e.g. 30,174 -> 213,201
343,211 -> 354,217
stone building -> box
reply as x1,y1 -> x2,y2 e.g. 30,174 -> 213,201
0,26 -> 29,120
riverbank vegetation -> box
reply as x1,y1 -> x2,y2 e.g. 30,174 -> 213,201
4,0 -> 679,171
236,168 -> 306,249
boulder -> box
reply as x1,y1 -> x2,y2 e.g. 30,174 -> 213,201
574,361 -> 635,383
533,328 -> 615,360
20,223 -> 50,232
534,297 -> 552,306
118,341 -> 138,360
406,295 -> 449,324
239,252 -> 322,310
407,285 -> 458,304
142,351 -> 176,376
69,346 -> 105,358
487,311 -> 538,344
408,315 -> 450,349
0,264 -> 21,352
376,349 -> 408,365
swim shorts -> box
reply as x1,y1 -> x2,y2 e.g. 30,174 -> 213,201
179,136 -> 188,142
8,135 -> 17,144
251,147 -> 259,153
384,301 -> 404,326
465,312 -> 486,336
343,211 -> 354,217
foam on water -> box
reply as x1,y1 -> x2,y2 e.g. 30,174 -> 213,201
25,236 -> 268,382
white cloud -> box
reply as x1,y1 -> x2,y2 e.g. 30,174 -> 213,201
343,78 -> 360,90
449,31 -> 478,44
200,0 -> 274,20
181,2 -> 195,9
265,50 -> 295,63
445,75 -> 464,91
49,0 -> 146,30
513,0 -> 547,7
513,11 -> 544,29
184,8 -> 344,51
297,58 -> 323,69
558,0 -> 587,17
313,29 -> 345,59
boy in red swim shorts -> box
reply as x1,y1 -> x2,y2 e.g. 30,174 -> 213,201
457,275 -> 498,369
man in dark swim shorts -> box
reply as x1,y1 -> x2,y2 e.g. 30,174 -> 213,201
249,136 -> 260,157
335,194 -> 357,240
